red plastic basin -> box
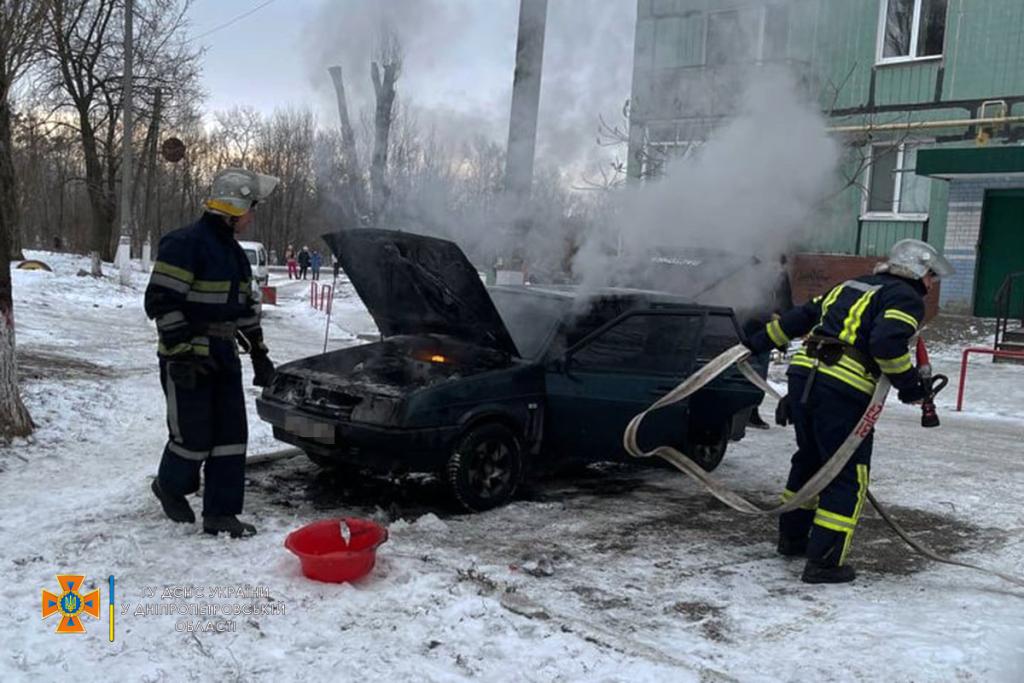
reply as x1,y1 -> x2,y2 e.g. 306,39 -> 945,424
285,518 -> 389,583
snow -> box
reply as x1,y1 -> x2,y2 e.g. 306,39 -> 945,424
3,251 -> 1024,682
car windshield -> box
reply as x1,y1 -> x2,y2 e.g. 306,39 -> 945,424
489,289 -> 568,360
244,249 -> 258,266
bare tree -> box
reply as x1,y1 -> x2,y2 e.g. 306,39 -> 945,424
212,105 -> 262,168
42,0 -> 199,261
0,0 -> 46,439
369,26 -> 402,221
327,65 -> 369,223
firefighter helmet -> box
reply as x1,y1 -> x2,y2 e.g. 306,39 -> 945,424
875,239 -> 955,281
205,167 -> 280,217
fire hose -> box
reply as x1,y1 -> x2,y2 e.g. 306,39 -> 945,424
623,343 -> 1024,589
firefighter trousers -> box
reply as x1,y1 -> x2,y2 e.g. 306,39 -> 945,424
156,356 -> 248,517
780,373 -> 873,567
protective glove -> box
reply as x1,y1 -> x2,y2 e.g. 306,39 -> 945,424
897,379 -> 929,405
251,350 -> 276,388
167,353 -> 219,391
774,394 -> 792,427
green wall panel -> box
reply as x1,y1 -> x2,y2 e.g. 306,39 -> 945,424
813,0 -> 877,111
875,61 -> 942,106
858,220 -> 928,256
944,0 -> 1024,101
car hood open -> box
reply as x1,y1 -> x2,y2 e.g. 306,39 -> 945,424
323,229 -> 519,357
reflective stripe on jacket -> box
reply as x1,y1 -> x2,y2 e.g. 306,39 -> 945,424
749,273 -> 926,397
144,213 -> 264,357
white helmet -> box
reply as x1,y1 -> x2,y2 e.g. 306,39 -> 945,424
875,238 -> 955,281
205,167 -> 280,217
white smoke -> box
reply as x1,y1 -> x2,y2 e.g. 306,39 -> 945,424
301,2 -> 843,315
573,68 -> 841,311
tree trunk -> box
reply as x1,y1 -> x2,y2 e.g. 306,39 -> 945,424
370,61 -> 399,222
0,88 -> 35,440
79,116 -> 117,261
327,66 -> 369,224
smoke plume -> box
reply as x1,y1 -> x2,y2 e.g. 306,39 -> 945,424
573,68 -> 841,313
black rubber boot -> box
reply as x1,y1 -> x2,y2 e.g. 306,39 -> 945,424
748,409 -> 770,430
777,536 -> 808,558
802,560 -> 856,584
151,478 -> 195,524
203,515 -> 257,538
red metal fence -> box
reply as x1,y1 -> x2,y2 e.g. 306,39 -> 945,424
956,347 -> 1024,411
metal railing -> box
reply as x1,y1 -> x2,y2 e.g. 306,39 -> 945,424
957,347 -> 1024,411
994,271 -> 1024,350
310,282 -> 333,313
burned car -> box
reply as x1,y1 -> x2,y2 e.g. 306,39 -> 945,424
256,229 -> 764,512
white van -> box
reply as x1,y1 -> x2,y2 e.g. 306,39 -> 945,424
238,240 -> 269,285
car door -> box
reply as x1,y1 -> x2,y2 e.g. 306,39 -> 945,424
689,311 -> 765,441
544,310 -> 705,462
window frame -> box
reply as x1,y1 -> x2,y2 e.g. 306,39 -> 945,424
758,3 -> 790,63
876,0 -> 947,65
703,8 -> 745,67
702,5 -> 788,67
860,141 -> 931,222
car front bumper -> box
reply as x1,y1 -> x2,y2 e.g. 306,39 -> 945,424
256,396 -> 459,471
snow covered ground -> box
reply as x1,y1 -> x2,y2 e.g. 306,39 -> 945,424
3,251 -> 1024,682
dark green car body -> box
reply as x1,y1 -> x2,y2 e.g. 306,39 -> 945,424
256,230 -> 765,508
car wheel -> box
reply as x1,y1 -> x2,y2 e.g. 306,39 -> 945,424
688,431 -> 728,472
445,423 -> 524,512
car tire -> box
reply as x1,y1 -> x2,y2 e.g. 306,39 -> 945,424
445,423 -> 524,513
688,430 -> 728,472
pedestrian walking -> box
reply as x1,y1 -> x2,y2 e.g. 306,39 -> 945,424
298,246 -> 311,280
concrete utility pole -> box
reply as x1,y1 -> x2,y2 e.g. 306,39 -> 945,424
501,0 -> 547,283
116,0 -> 134,286
505,0 -> 548,200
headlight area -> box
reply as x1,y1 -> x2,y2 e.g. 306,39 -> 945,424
348,393 -> 402,424
266,372 -> 403,426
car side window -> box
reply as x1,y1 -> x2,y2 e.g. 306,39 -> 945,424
571,314 -> 703,375
698,313 -> 741,363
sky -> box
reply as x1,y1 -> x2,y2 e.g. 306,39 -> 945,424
186,0 -> 638,176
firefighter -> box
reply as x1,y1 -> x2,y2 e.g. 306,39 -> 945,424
745,239 -> 954,583
145,167 -> 280,538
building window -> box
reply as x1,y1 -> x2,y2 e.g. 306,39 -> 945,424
706,10 -> 748,66
761,4 -> 790,61
705,6 -> 789,66
879,0 -> 948,62
864,143 -> 931,217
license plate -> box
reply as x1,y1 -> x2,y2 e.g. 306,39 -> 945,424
284,414 -> 335,442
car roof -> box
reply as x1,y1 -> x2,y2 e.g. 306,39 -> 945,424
237,240 -> 264,249
489,284 -> 736,316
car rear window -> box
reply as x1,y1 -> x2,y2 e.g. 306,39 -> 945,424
571,313 -> 703,375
